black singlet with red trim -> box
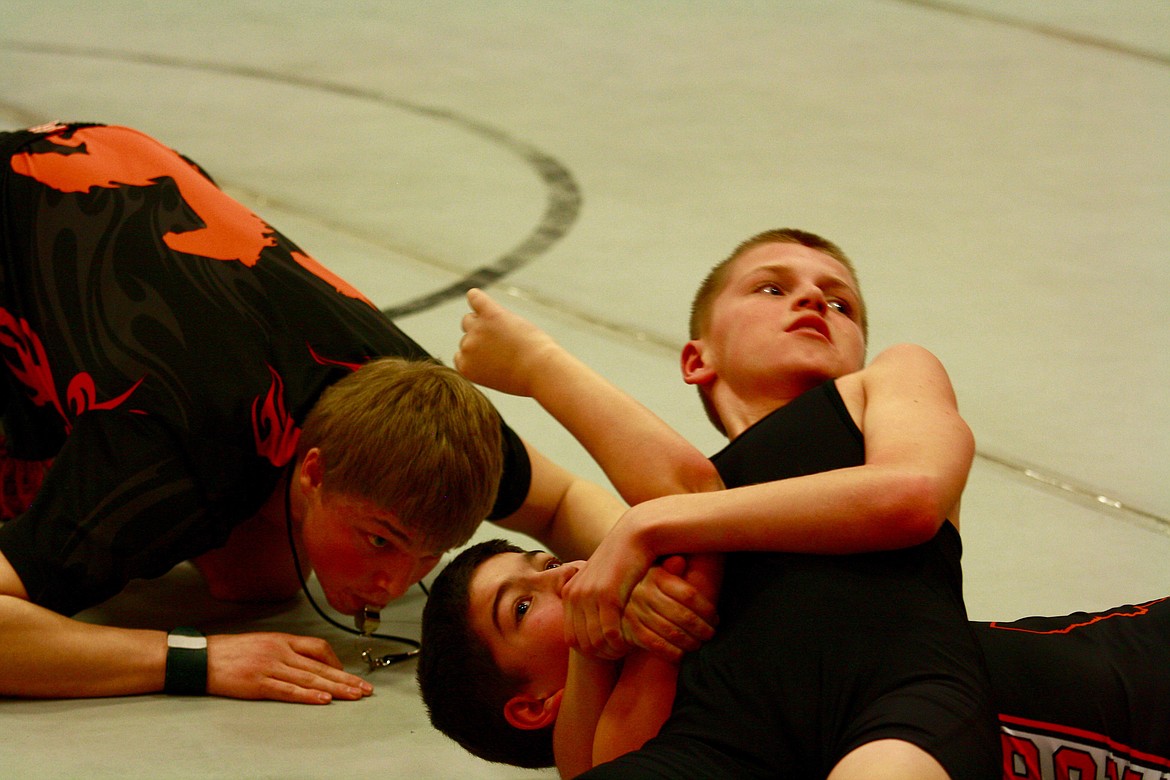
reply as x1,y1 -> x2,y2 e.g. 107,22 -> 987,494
975,597 -> 1170,778
0,123 -> 529,615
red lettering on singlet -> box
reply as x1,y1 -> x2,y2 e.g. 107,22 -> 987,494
1105,757 -> 1152,780
1000,716 -> 1170,780
10,126 -> 374,307
1053,746 -> 1098,779
1003,733 -> 1042,779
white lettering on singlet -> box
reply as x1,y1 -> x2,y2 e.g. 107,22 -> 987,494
1000,722 -> 1170,780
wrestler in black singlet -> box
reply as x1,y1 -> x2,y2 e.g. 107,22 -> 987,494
0,123 -> 529,616
581,380 -> 1000,779
975,597 -> 1170,778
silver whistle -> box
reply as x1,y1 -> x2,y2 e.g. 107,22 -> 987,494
355,605 -> 381,637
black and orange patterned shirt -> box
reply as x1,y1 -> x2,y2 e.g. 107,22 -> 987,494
0,123 -> 527,615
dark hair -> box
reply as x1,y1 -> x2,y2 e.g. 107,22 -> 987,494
417,539 -> 556,768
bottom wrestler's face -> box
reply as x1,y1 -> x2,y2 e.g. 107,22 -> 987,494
468,550 -> 580,695
300,487 -> 442,616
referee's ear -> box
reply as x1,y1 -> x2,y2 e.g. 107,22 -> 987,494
299,448 -> 325,491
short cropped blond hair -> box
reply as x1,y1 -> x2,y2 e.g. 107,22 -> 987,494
298,357 -> 503,551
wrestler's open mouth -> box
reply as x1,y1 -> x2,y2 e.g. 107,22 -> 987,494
787,315 -> 830,340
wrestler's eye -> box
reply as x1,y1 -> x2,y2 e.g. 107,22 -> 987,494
828,299 -> 852,316
368,535 -> 388,548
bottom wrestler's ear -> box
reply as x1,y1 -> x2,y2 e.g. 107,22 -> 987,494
503,689 -> 564,731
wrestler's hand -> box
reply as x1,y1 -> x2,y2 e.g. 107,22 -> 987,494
623,555 -> 721,662
206,632 -> 373,705
455,288 -> 560,397
562,516 -> 655,660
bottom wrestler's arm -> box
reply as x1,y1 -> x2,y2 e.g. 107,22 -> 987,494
558,554 -> 721,776
591,652 -> 679,768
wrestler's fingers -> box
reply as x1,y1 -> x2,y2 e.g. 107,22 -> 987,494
623,615 -> 686,662
625,601 -> 710,659
566,601 -> 584,648
659,555 -> 688,577
625,596 -> 703,656
606,604 -> 631,655
590,603 -> 629,660
568,603 -> 614,659
631,567 -> 717,641
652,582 -> 718,640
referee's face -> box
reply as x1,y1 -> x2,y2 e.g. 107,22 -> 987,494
302,488 -> 443,614
294,449 -> 443,614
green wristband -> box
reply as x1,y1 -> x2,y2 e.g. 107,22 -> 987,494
164,627 -> 208,696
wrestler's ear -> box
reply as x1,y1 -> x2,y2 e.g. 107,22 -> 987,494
681,340 -> 716,387
503,689 -> 564,731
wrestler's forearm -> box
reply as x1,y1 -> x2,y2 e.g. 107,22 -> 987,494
525,346 -> 722,505
627,463 -> 954,557
457,289 -> 719,505
593,651 -> 678,767
555,650 -> 619,779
